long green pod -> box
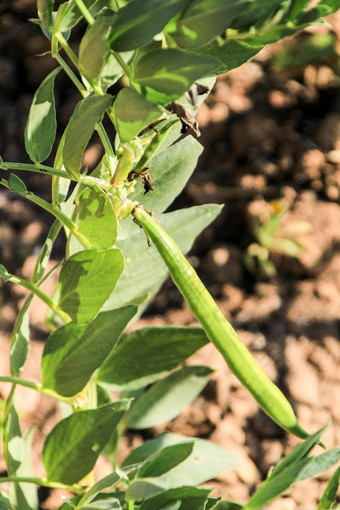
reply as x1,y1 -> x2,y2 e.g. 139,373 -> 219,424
132,206 -> 309,439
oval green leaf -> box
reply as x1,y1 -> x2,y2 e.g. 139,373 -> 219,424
132,48 -> 220,104
43,401 -> 130,484
42,305 -> 136,397
111,88 -> 162,143
129,135 -> 203,215
138,442 -> 194,478
58,248 -> 124,323
140,487 -> 211,510
97,326 -> 208,389
62,94 -> 113,179
123,433 -> 241,488
24,67 -> 60,163
37,0 -> 53,28
167,0 -> 247,49
109,0 -> 191,52
79,13 -> 114,83
76,186 -> 117,250
125,365 -> 213,429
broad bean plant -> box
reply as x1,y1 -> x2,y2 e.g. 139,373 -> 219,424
0,1 -> 340,509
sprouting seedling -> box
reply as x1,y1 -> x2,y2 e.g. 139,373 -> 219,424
245,199 -> 311,276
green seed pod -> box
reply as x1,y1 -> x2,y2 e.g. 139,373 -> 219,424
133,206 -> 309,440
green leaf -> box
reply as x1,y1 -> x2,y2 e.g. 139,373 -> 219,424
244,448 -> 340,509
63,94 -> 113,179
318,466 -> 340,510
126,479 -> 167,500
138,442 -> 194,478
98,51 -> 133,90
230,0 -> 283,30
111,88 -> 162,143
132,49 -> 220,104
140,487 -> 211,510
55,0 -> 107,32
24,67 -> 60,163
0,264 -> 11,282
123,433 -> 240,487
78,498 -> 122,509
104,204 -> 223,310
129,135 -> 203,215
76,472 -> 123,508
42,305 -> 136,397
10,297 -> 30,376
209,501 -> 242,510
6,403 -> 22,474
0,492 -> 11,510
125,365 -> 213,429
79,12 -> 114,83
197,39 -> 263,75
312,0 -> 340,17
229,20 -> 318,47
9,428 -> 38,510
268,425 -> 327,480
76,186 -> 117,250
37,0 -> 53,28
9,174 -> 27,193
97,326 -> 208,389
43,402 -> 130,484
167,0 -> 248,49
58,249 -> 124,323
288,0 -> 311,20
108,0 -> 191,52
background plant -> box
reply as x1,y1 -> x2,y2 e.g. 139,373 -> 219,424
0,1 -> 340,509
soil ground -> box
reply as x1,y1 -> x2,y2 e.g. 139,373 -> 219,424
0,3 -> 339,509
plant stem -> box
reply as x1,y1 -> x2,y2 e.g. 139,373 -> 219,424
54,31 -> 80,70
128,500 -> 135,510
0,476 -> 84,495
54,53 -> 87,97
0,376 -> 41,392
1,178 -> 93,249
0,376 -> 79,404
0,270 -> 70,323
74,0 -> 95,24
111,50 -> 133,82
1,161 -> 112,191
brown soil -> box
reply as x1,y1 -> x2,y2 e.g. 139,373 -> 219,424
0,3 -> 339,509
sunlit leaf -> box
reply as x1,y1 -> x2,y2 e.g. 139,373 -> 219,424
126,366 -> 213,429
133,49 -> 220,104
109,0 -> 191,52
112,88 -> 162,143
77,186 -> 117,250
63,95 -> 113,179
43,402 -> 130,484
97,326 -> 208,389
42,305 -> 136,396
58,249 -> 124,323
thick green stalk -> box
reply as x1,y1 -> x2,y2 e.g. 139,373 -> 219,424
132,206 -> 309,439
1,177 -> 94,249
1,162 -> 112,191
0,476 -> 84,495
74,0 -> 95,24
0,269 -> 70,324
